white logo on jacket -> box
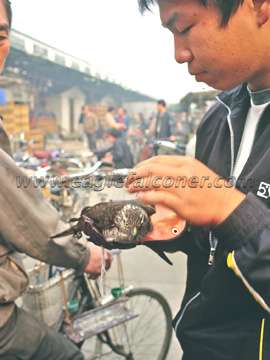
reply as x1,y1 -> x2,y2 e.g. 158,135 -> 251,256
257,182 -> 270,199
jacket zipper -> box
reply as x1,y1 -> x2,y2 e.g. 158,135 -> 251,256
208,232 -> 218,266
174,292 -> 201,334
216,96 -> 235,177
207,98 -> 235,266
175,99 -> 235,334
177,95 -> 270,341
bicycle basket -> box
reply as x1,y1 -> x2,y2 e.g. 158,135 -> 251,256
22,264 -> 76,328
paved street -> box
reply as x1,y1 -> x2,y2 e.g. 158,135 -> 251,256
105,247 -> 186,360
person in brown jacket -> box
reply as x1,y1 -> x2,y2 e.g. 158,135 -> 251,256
105,107 -> 125,131
0,2 -> 112,359
84,105 -> 99,151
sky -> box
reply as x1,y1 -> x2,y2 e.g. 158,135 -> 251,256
11,0 -> 210,103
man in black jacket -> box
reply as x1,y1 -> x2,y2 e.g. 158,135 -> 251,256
105,128 -> 134,169
155,99 -> 176,141
127,0 -> 270,359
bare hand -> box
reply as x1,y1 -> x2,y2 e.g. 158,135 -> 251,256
117,123 -> 126,131
126,156 -> 245,226
103,152 -> 113,163
84,243 -> 112,279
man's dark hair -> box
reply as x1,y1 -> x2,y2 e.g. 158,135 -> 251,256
3,0 -> 12,28
139,0 -> 244,26
157,99 -> 166,107
108,106 -> 115,113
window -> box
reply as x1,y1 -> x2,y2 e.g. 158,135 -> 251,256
33,44 -> 48,59
54,54 -> 66,66
71,62 -> 80,71
85,67 -> 91,75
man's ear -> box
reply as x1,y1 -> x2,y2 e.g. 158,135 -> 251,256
253,0 -> 270,26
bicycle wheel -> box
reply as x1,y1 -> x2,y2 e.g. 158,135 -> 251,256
82,287 -> 173,360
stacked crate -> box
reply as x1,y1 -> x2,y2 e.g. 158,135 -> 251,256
0,103 -> 30,135
0,103 -> 15,134
14,104 -> 30,133
24,129 -> 45,152
32,115 -> 58,135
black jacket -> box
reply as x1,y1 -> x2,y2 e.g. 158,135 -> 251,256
155,111 -> 175,140
112,138 -> 134,169
157,84 -> 270,360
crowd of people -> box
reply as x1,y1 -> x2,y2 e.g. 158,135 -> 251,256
78,100 -> 196,168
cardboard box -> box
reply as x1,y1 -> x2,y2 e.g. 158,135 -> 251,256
0,103 -> 30,133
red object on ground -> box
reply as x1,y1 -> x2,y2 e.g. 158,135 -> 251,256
33,150 -> 52,160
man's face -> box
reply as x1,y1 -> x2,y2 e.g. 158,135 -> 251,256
118,108 -> 125,116
0,0 -> 9,74
157,103 -> 165,112
105,134 -> 116,144
159,0 -> 269,90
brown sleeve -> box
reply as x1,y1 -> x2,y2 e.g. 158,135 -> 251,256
0,149 -> 90,272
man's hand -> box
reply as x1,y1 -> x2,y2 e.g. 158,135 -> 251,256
126,156 -> 246,227
169,135 -> 176,142
103,152 -> 113,163
84,243 -> 112,279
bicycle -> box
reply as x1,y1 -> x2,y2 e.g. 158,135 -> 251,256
23,249 -> 173,360
36,160 -> 112,222
22,163 -> 173,359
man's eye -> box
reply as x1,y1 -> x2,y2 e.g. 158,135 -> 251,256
0,33 -> 8,41
177,25 -> 193,36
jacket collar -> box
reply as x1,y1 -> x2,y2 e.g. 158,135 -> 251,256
217,83 -> 250,111
216,84 -> 251,136
216,84 -> 252,171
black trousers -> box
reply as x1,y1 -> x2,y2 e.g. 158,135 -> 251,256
86,133 -> 96,151
0,306 -> 84,360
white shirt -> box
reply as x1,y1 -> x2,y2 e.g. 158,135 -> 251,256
233,100 -> 270,180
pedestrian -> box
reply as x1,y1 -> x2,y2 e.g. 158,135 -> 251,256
84,105 -> 98,151
155,99 -> 176,142
105,128 -> 134,169
116,107 -> 130,132
138,112 -> 148,132
78,105 -> 86,141
105,106 -> 124,131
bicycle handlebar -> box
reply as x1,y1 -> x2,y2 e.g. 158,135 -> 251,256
152,140 -> 185,155
34,160 -> 111,183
